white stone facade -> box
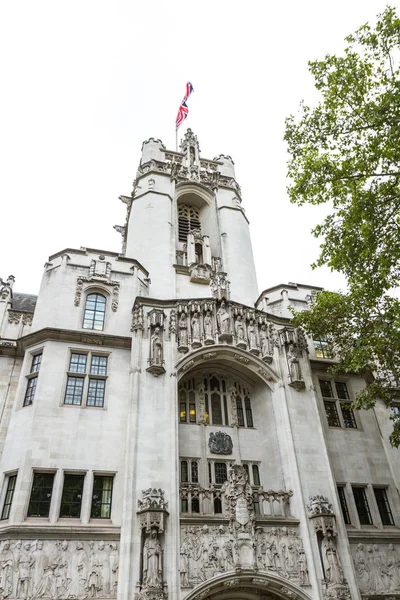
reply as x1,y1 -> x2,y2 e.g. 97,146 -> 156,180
0,131 -> 399,600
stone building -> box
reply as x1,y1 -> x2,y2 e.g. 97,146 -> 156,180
0,129 -> 399,600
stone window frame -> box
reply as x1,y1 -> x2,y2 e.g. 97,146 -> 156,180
312,336 -> 334,359
318,378 -> 359,430
373,486 -> 395,526
59,473 -> 86,519
26,470 -> 56,519
90,473 -> 115,520
62,349 -> 110,410
179,458 -> 200,485
82,291 -> 107,331
178,203 -> 201,243
0,471 -> 18,521
22,348 -> 44,408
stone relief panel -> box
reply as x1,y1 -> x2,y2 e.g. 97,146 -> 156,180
179,525 -> 309,589
0,539 -> 119,599
352,542 -> 400,595
208,432 -> 233,455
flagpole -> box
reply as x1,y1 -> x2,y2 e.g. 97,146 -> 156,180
175,128 -> 178,152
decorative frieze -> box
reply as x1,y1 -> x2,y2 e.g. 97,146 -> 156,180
8,311 -> 33,326
179,524 -> 309,589
0,539 -> 119,599
352,542 -> 400,595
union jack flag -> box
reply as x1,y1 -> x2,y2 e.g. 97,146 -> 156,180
175,82 -> 194,129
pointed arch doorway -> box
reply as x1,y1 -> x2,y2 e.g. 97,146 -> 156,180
183,571 -> 313,600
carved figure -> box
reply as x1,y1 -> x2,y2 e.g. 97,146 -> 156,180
180,548 -> 189,587
16,543 -> 32,600
260,325 -> 270,357
204,311 -> 213,340
151,328 -> 163,366
142,529 -> 162,588
354,543 -> 370,594
191,313 -> 201,342
321,534 -> 344,585
297,547 -> 310,586
56,540 -> 71,598
247,319 -> 257,350
235,316 -> 246,345
366,544 -> 385,593
87,541 -> 101,598
169,310 -> 176,335
217,302 -> 230,334
0,541 -> 14,599
208,432 -> 233,455
109,543 -> 119,597
97,541 -> 110,597
179,314 -> 188,347
70,542 -> 88,599
229,388 -> 238,427
385,543 -> 400,592
287,343 -> 302,381
198,384 -> 206,424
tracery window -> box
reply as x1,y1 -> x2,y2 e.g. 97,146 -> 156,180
178,204 -> 201,242
178,373 -> 255,428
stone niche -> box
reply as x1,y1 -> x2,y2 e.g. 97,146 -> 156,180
0,538 -> 119,599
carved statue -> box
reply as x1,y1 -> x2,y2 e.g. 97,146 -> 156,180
386,543 -> 400,592
366,544 -> 386,593
287,343 -> 302,381
260,325 -> 270,357
179,548 -> 189,587
151,328 -> 163,366
191,313 -> 201,343
217,302 -> 230,335
247,319 -> 257,350
198,384 -> 206,424
70,542 -> 88,599
0,541 -> 14,599
204,311 -> 213,341
109,544 -> 119,597
179,314 -> 188,347
297,547 -> 310,586
354,543 -> 370,594
87,541 -> 101,598
235,316 -> 246,346
142,529 -> 162,589
229,387 -> 238,427
321,534 -> 344,586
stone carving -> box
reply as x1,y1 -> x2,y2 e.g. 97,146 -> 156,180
308,495 -> 334,517
131,305 -> 144,332
234,354 -> 250,365
169,309 -> 176,335
111,286 -> 119,312
217,301 -> 232,342
179,525 -> 309,589
211,273 -> 231,301
247,319 -> 259,355
191,312 -> 201,348
198,384 -> 206,424
286,344 -> 304,391
222,465 -> 254,534
74,278 -> 120,311
0,276 -> 14,301
0,539 -> 119,599
89,258 -> 111,279
138,489 -> 168,511
235,316 -> 246,349
352,542 -> 400,595
147,311 -> 165,376
137,489 -> 168,534
142,529 -> 162,588
321,534 -> 344,585
203,310 -> 214,344
260,325 -> 273,363
208,432 -> 233,455
178,313 -> 189,352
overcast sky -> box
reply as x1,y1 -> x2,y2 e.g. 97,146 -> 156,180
0,0 -> 390,296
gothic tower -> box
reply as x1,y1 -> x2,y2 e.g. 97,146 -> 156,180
0,130 -> 399,600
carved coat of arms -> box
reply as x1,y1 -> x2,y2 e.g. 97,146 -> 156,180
208,431 -> 233,454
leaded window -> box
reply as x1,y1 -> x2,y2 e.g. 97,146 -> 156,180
91,475 -> 113,519
27,473 -> 55,518
214,463 -> 227,484
24,377 -> 38,407
1,474 -> 17,520
64,351 -> 108,408
320,380 -> 357,429
31,353 -> 42,373
180,459 -> 199,484
60,474 -> 85,518
374,488 -> 394,526
352,487 -> 372,525
83,293 -> 106,331
313,336 -> 333,359
337,486 -> 351,524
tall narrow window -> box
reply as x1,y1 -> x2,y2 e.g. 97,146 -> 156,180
191,461 -> 198,483
87,379 -> 106,408
337,486 -> 351,524
252,465 -> 260,486
27,473 -> 55,518
214,498 -> 222,514
64,377 -> 84,405
91,475 -> 113,519
178,204 -> 201,242
374,488 -> 394,526
83,293 -> 106,331
336,382 -> 356,428
24,352 -> 43,407
237,397 -> 245,427
1,475 -> 17,520
211,393 -> 222,425
60,474 -> 85,518
215,463 -> 227,484
245,397 -> 254,428
352,487 -> 372,525
181,461 -> 188,483
31,353 -> 42,373
191,498 -> 200,513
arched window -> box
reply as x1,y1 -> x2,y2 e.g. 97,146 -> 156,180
178,204 -> 201,242
83,293 -> 106,331
178,373 -> 255,427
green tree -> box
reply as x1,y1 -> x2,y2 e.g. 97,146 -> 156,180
284,6 -> 400,445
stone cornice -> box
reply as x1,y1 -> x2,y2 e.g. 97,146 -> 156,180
47,248 -> 149,277
0,523 -> 120,540
217,204 -> 249,225
17,328 -> 132,353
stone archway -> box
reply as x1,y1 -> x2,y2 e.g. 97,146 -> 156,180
184,571 -> 313,600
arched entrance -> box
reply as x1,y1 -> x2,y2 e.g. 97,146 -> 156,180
184,572 -> 313,600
